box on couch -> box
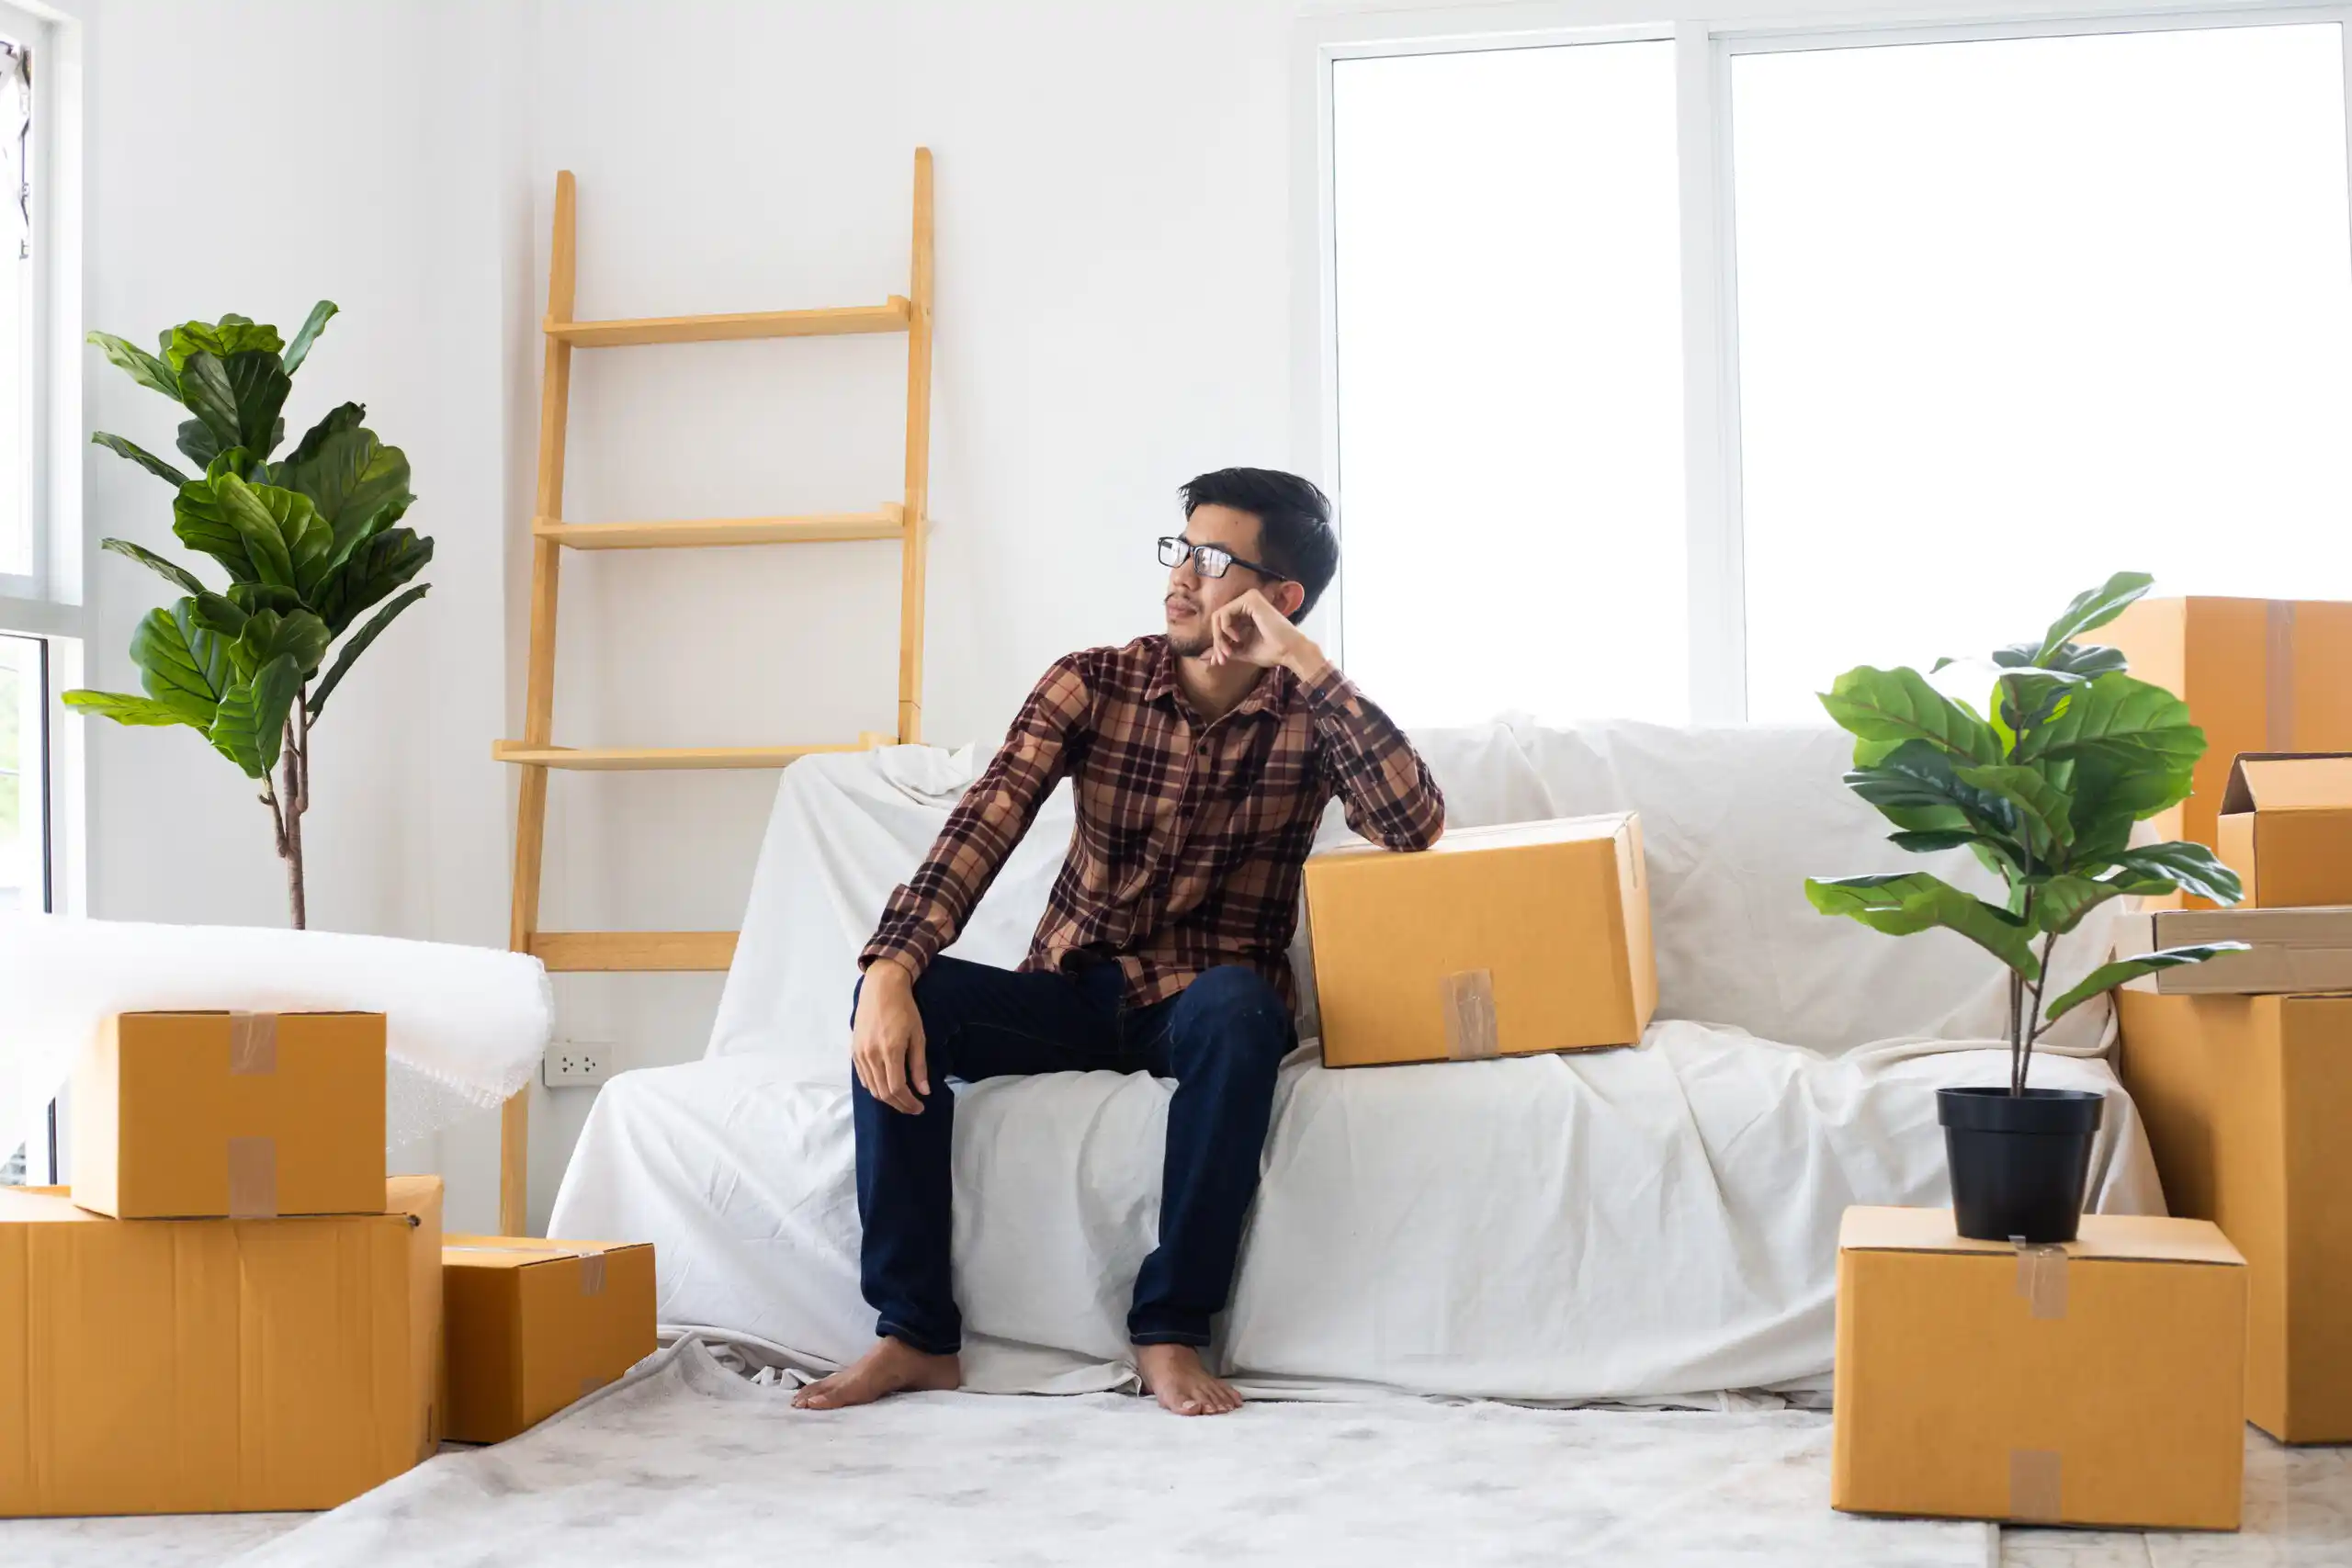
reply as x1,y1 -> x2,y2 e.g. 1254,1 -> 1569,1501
0,1176 -> 443,1517
71,1010 -> 387,1220
1832,1206 -> 2246,1531
444,1236 -> 657,1443
1304,812 -> 1656,1068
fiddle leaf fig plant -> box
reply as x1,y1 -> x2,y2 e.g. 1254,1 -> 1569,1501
65,304 -> 434,929
1804,572 -> 2247,1095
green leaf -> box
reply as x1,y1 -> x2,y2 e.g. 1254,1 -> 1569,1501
188,591 -> 249,638
61,689 -> 200,728
207,654 -> 300,779
2043,942 -> 2252,1024
2035,572 -> 2154,664
227,581 -> 304,617
176,349 -> 290,460
1843,739 -> 2020,840
99,537 -> 209,596
311,584 -> 428,717
164,317 -> 284,374
2030,873 -> 2169,937
1819,666 -> 2002,766
313,527 -> 433,635
2011,673 -> 2203,820
176,416 -> 223,471
90,432 -> 192,487
282,300 -> 338,376
86,332 -> 183,400
1953,762 -> 2075,857
2100,841 -> 2245,906
214,474 -> 333,594
1804,871 -> 2041,977
1997,641 -> 2129,680
229,607 -> 331,682
130,601 -> 234,727
269,404 -> 413,565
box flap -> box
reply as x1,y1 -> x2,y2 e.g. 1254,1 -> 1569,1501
0,1188 -> 110,1225
2220,753 -> 2352,815
443,1235 -> 650,1270
1838,1206 -> 2244,1266
1308,811 -> 1634,863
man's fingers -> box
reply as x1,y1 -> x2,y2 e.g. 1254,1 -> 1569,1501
910,1027 -> 932,1099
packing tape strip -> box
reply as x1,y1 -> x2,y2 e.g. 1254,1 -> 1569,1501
228,1010 -> 278,1076
2013,1243 -> 2068,1320
2008,1448 -> 2064,1523
227,1136 -> 279,1219
1440,969 -> 1498,1062
2267,600 -> 2296,749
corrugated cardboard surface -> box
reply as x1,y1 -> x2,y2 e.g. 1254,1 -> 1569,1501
72,1010 -> 387,1220
2119,907 -> 2352,994
0,1175 -> 442,1517
443,1236 -> 657,1444
1304,813 -> 1657,1068
2215,755 -> 2352,909
2103,599 -> 2352,908
1832,1207 -> 2247,1530
2119,992 -> 2352,1442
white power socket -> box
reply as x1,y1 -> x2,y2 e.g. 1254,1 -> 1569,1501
541,1043 -> 615,1089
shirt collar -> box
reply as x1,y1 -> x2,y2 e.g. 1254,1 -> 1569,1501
1145,636 -> 1292,719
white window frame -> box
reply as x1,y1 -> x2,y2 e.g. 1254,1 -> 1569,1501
0,0 -> 86,922
1295,0 -> 2352,723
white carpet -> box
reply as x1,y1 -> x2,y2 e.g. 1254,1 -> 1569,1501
193,1337 -> 1987,1567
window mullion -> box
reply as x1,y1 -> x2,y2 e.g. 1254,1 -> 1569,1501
1677,23 -> 1748,724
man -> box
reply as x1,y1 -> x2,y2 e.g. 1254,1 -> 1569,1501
795,468 -> 1444,1416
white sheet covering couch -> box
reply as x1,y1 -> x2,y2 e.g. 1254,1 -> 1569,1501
548,718 -> 2165,1402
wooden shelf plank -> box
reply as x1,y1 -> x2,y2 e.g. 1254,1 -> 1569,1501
546,299 -> 910,346
531,931 -> 738,973
493,740 -> 874,771
534,507 -> 903,549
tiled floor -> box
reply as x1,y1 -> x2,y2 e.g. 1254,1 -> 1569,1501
2002,1431 -> 2352,1565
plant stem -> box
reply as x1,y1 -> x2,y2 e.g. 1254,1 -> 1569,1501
2018,930 -> 2058,1095
277,694 -> 310,931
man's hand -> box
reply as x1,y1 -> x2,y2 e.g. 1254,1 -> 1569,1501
1207,590 -> 1330,682
852,958 -> 930,1115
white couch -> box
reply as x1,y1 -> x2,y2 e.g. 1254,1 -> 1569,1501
548,718 -> 2164,1402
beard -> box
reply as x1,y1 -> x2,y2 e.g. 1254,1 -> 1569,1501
1168,624 -> 1213,658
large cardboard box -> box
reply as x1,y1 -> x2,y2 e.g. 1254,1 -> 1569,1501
2118,906 -> 2352,995
0,1175 -> 443,1517
72,1010 -> 387,1220
1303,813 -> 1656,1068
2103,598 -> 2352,908
444,1236 -> 657,1444
2214,754 -> 2352,909
1832,1206 -> 2247,1530
2117,991 -> 2352,1442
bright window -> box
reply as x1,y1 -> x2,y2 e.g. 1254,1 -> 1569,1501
0,25 -> 30,584
0,631 -> 43,915
1330,40 -> 1687,728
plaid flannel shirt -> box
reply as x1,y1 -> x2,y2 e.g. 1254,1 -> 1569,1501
860,635 -> 1445,1010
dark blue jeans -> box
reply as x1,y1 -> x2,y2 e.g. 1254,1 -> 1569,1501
851,954 -> 1295,1355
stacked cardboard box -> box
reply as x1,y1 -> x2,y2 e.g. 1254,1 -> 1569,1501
1304,813 -> 1657,1067
444,1236 -> 659,1443
1832,1207 -> 2247,1529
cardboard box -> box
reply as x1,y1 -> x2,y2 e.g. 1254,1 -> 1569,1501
72,1010 -> 387,1220
2103,598 -> 2352,908
1303,812 -> 1656,1068
2118,906 -> 2352,995
2214,754 -> 2352,909
1832,1206 -> 2247,1530
2118,991 -> 2352,1442
444,1236 -> 657,1444
0,1175 -> 443,1517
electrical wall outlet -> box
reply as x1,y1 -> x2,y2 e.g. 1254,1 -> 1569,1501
541,1043 -> 615,1089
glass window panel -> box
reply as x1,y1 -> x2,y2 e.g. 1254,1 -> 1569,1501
1332,41 -> 1687,727
0,33 -> 28,580
0,632 -> 42,914
1733,24 -> 2352,720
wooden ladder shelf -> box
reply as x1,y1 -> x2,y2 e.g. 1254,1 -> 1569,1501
497,152 -> 935,1234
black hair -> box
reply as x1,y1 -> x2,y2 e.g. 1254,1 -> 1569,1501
1178,468 -> 1340,622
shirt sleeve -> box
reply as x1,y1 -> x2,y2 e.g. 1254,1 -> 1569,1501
1300,663 -> 1446,852
859,657 -> 1092,981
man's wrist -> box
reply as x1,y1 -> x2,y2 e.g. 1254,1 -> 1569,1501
1283,638 -> 1332,685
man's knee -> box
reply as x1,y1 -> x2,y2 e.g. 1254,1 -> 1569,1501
1172,966 -> 1294,1061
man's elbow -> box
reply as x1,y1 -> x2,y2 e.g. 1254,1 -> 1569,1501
1375,798 -> 1445,853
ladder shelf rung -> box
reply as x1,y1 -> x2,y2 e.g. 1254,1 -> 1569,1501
493,740 -> 877,771
535,508 -> 904,549
547,299 -> 910,346
531,931 -> 739,972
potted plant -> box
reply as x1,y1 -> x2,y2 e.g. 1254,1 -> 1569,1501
63,305 -> 434,929
1804,572 -> 2245,1243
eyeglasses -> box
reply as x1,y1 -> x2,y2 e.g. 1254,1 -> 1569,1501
1158,536 -> 1284,581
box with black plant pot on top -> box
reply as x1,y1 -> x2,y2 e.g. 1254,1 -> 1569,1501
1805,573 -> 2248,1243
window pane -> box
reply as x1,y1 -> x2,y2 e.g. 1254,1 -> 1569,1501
1332,42 -> 1686,727
0,633 -> 43,913
1733,24 -> 2352,720
0,34 -> 28,579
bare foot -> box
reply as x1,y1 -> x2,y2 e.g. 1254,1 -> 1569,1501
1135,1342 -> 1241,1416
792,1337 -> 962,1410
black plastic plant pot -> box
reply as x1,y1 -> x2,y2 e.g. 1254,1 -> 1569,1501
1937,1086 -> 2106,1244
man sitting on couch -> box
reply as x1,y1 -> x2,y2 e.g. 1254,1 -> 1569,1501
795,468 -> 1445,1416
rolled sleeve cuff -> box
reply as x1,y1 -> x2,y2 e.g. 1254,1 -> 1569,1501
1298,661 -> 1364,719
857,931 -> 934,983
